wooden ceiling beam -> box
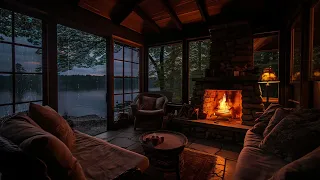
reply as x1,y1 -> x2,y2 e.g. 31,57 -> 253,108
161,0 -> 183,30
110,0 -> 143,25
195,0 -> 209,22
134,6 -> 161,33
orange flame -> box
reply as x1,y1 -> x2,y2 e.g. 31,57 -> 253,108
217,93 -> 230,114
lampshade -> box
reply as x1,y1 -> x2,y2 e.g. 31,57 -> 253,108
260,67 -> 278,82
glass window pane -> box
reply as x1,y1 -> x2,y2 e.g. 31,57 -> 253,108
133,78 -> 139,93
114,60 -> 123,77
133,63 -> 139,77
57,24 -> 107,135
15,101 -> 42,113
124,78 -> 132,93
188,39 -> 210,99
0,105 -> 12,118
124,94 -> 132,111
133,93 -> 139,101
124,62 -> 131,77
114,95 -> 123,112
124,46 -> 132,61
15,46 -> 42,73
16,74 -> 42,102
114,78 -> 123,94
0,43 -> 12,72
133,49 -> 139,63
312,3 -> 320,78
114,43 -> 123,60
0,74 -> 12,104
14,12 -> 42,47
292,16 -> 301,81
148,44 -> 182,103
0,8 -> 12,42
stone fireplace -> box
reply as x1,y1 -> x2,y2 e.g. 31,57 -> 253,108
191,22 -> 264,126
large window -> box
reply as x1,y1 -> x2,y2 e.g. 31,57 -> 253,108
312,2 -> 320,79
188,39 -> 210,100
0,8 -> 43,117
254,35 -> 279,102
148,43 -> 182,103
292,16 -> 302,81
57,25 -> 107,135
114,42 -> 140,119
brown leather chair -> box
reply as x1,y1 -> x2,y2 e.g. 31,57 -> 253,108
131,93 -> 168,130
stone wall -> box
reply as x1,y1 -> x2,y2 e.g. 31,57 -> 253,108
208,22 -> 253,76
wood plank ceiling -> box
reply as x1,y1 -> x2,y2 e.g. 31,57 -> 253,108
78,0 -> 285,34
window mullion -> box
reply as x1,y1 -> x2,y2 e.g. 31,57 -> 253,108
11,11 -> 16,113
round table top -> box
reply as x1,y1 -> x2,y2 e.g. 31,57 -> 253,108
140,130 -> 188,150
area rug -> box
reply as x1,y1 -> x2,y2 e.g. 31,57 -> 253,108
178,148 -> 226,180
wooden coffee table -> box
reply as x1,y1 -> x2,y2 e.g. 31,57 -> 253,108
139,130 -> 188,180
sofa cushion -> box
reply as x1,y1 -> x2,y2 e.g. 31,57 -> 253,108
0,114 -> 86,180
259,109 -> 320,161
243,130 -> 263,148
155,97 -> 165,110
255,103 -> 282,123
0,135 -> 50,180
29,103 -> 75,149
251,121 -> 269,135
270,146 -> 320,180
234,147 -> 287,180
72,130 -> 149,180
263,108 -> 292,137
141,96 -> 156,110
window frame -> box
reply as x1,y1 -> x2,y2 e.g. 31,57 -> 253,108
113,41 -> 140,115
0,9 -> 43,115
310,1 -> 320,81
290,15 -> 302,83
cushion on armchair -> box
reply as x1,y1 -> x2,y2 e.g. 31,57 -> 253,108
136,109 -> 165,116
28,103 -> 75,149
155,97 -> 165,110
140,96 -> 156,110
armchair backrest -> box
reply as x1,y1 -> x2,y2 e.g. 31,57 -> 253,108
133,93 -> 168,110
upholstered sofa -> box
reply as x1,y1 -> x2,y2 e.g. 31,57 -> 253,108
0,103 -> 149,180
234,105 -> 320,180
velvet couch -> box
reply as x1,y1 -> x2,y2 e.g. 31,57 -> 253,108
0,104 -> 149,180
234,105 -> 320,180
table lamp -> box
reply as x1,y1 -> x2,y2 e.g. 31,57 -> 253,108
258,67 -> 280,105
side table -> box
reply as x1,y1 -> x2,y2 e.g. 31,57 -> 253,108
139,130 -> 188,180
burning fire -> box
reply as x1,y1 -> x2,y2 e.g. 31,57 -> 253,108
216,93 -> 230,114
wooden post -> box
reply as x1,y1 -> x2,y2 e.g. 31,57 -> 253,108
47,22 -> 58,111
106,37 -> 115,130
300,2 -> 313,108
142,44 -> 149,92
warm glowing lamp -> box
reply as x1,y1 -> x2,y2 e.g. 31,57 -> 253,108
258,67 -> 280,105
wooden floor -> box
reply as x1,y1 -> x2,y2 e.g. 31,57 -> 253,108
95,125 -> 242,180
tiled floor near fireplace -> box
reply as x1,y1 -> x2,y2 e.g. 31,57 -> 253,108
95,126 -> 242,180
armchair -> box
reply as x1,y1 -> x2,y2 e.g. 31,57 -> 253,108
131,93 -> 168,130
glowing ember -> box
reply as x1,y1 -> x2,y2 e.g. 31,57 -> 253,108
217,93 -> 230,114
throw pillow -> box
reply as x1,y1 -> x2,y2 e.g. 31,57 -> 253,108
255,103 -> 282,123
251,121 -> 269,135
29,103 -> 75,149
0,114 -> 86,180
263,108 -> 292,137
0,135 -> 50,180
155,97 -> 165,110
270,146 -> 320,180
141,96 -> 156,110
259,109 -> 320,161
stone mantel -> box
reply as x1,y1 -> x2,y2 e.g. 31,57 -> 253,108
192,76 -> 259,83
